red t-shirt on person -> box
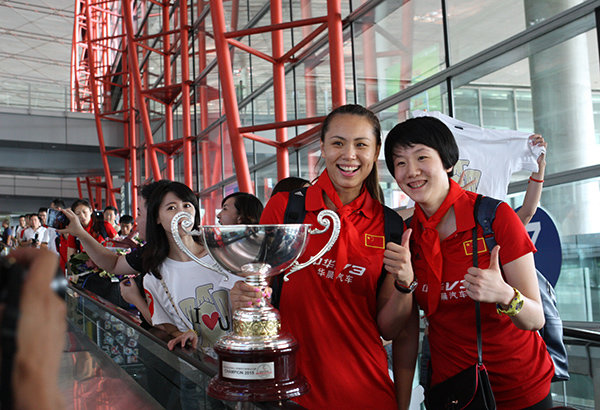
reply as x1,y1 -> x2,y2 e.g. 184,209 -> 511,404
412,190 -> 554,409
260,173 -> 396,409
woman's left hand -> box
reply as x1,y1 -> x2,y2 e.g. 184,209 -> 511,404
383,228 -> 414,286
167,329 -> 198,351
464,245 -> 514,305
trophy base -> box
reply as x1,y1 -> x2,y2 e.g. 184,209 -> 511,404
207,333 -> 310,402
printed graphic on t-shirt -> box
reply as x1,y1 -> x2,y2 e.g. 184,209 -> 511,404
453,159 -> 482,193
179,284 -> 231,348
312,258 -> 367,285
439,280 -> 468,302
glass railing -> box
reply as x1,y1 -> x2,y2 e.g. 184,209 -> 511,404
64,284 -> 298,409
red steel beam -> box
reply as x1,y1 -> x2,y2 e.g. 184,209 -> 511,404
271,0 -> 289,180
180,0 -> 193,188
197,1 -> 215,224
327,0 -> 346,108
122,0 -> 162,181
83,0 -> 117,208
225,16 -> 328,38
278,22 -> 327,63
227,38 -> 276,64
163,2 -> 175,180
238,116 -> 326,133
209,0 -> 253,194
242,133 -> 281,148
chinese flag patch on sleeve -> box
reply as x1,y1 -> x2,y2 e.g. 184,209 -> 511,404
365,233 -> 385,249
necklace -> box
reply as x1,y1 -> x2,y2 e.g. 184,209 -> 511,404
159,278 -> 196,334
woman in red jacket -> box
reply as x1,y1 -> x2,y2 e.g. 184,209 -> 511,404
382,116 -> 554,409
231,104 -> 418,409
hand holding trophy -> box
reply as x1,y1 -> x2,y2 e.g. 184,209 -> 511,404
170,210 -> 340,402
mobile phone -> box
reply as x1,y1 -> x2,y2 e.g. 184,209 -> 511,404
46,208 -> 69,230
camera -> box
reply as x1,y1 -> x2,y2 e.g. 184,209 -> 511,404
46,208 -> 69,229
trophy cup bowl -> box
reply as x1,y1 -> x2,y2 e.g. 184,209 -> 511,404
199,211 -> 340,402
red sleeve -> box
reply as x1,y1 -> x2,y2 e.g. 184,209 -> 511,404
494,202 -> 536,264
67,234 -> 76,248
260,192 -> 290,224
104,221 -> 118,239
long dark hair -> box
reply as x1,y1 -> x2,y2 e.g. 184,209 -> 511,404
142,181 -> 201,279
71,199 -> 106,239
320,104 -> 384,204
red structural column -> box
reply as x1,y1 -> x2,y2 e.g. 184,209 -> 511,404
209,0 -> 253,194
361,1 -> 378,107
326,0 -> 346,108
399,0 -> 414,119
180,0 -> 193,188
271,0 -> 289,181
301,0 -> 317,122
124,44 -> 138,218
197,1 -> 215,223
163,2 -> 175,181
122,0 -> 162,181
83,0 -> 117,208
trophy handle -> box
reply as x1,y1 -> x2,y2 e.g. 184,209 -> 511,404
170,212 -> 229,280
283,209 -> 340,281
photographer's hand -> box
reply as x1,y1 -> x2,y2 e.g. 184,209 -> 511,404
9,248 -> 65,410
56,208 -> 85,237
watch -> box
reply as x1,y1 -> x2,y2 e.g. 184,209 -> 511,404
496,287 -> 524,316
394,279 -> 418,294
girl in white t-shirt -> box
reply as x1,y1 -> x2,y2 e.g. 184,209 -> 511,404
141,181 -> 239,351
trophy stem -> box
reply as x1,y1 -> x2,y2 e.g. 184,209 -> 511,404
242,263 -> 270,308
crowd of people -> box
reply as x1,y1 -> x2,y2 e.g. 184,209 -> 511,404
0,103 -> 561,410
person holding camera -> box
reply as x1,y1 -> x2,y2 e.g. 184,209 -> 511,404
65,199 -> 118,261
0,248 -> 66,409
21,214 -> 46,248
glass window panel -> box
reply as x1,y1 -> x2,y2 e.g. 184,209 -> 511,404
255,162 -> 277,205
253,130 -> 276,164
453,87 -> 480,126
447,0 -> 526,63
352,0 -> 445,104
455,28 -> 600,175
480,88 -> 516,130
297,139 -> 321,183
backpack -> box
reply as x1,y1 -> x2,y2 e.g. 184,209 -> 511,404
474,194 -> 569,382
269,187 -> 405,309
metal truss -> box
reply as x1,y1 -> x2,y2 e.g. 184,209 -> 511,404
71,0 -> 348,220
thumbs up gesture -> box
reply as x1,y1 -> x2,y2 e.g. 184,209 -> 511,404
464,245 -> 514,303
383,228 -> 414,286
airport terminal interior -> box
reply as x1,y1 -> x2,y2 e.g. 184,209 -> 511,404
2,0 -> 600,408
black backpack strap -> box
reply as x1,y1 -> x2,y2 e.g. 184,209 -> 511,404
378,206 -> 405,295
283,188 -> 308,225
271,187 -> 308,309
474,194 -> 502,253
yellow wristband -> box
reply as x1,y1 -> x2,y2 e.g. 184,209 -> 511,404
496,287 -> 524,317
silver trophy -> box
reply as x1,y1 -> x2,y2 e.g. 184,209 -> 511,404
170,210 -> 340,401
